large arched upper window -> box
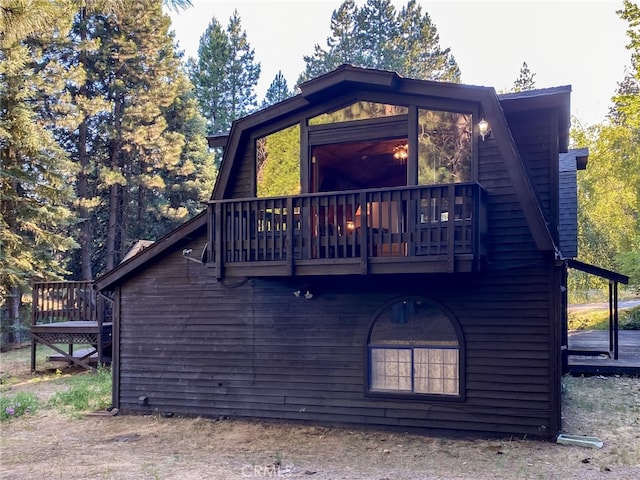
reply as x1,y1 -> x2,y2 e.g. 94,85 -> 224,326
368,298 -> 463,397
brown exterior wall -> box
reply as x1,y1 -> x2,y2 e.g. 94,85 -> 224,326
115,230 -> 560,437
111,81 -> 565,438
504,109 -> 559,245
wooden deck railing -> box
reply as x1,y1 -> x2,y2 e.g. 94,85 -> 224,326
207,183 -> 487,277
31,281 -> 114,371
31,281 -> 114,325
32,281 -> 96,324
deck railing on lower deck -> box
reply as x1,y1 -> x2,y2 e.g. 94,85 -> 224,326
32,281 -> 96,324
31,281 -> 114,325
30,281 -> 114,371
207,183 -> 487,277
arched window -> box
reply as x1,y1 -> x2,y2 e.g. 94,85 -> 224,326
368,298 -> 463,397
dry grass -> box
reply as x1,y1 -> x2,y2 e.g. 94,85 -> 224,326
1,348 -> 639,479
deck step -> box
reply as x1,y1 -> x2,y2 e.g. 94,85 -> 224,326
47,347 -> 111,364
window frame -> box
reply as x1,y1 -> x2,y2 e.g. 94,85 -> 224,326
301,98 -> 479,193
364,297 -> 465,402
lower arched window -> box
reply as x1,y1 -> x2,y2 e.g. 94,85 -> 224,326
368,298 -> 463,397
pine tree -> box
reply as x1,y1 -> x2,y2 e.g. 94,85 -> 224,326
77,0 -> 213,271
226,11 -> 261,120
261,71 -> 294,108
512,61 -> 536,92
396,0 -> 460,82
355,0 -> 398,69
0,1 -> 78,342
161,75 -> 216,230
299,0 -> 459,84
188,17 -> 231,134
326,0 -> 360,66
55,3 -> 115,280
189,10 -> 260,135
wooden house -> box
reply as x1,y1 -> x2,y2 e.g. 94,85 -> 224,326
94,65 -> 581,438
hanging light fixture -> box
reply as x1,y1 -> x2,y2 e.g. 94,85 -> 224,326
393,143 -> 408,160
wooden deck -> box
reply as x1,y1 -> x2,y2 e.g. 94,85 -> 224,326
31,321 -> 112,371
567,330 -> 640,375
30,281 -> 113,372
207,183 -> 488,278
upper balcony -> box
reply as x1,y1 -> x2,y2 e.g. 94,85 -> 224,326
207,183 -> 487,278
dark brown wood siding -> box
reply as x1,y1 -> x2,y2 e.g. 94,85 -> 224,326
558,165 -> 578,259
503,109 -> 559,247
116,231 -> 558,437
228,140 -> 254,199
477,138 -> 545,270
113,84 -> 565,438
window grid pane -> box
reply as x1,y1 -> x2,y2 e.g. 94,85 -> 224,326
371,348 -> 412,392
372,347 -> 458,396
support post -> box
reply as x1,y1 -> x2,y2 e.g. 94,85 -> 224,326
613,281 -> 619,360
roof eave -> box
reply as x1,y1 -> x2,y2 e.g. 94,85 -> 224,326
499,86 -> 572,153
299,64 -> 401,100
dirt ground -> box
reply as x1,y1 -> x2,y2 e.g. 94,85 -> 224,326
1,352 -> 639,479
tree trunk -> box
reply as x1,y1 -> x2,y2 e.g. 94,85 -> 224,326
78,6 -> 93,280
10,285 -> 22,344
106,93 -> 124,271
78,117 -> 93,280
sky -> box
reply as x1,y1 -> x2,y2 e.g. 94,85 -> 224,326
167,0 -> 631,127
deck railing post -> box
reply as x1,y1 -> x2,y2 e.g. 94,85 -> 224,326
215,203 -> 223,279
30,282 -> 37,372
97,285 -> 103,367
447,185 -> 456,272
359,191 -> 368,274
609,281 -> 614,354
613,281 -> 619,360
286,197 -> 294,275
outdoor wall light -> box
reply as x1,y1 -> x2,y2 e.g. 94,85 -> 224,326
478,119 -> 491,141
293,289 -> 314,300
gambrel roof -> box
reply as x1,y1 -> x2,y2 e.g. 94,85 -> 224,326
214,64 -> 570,251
